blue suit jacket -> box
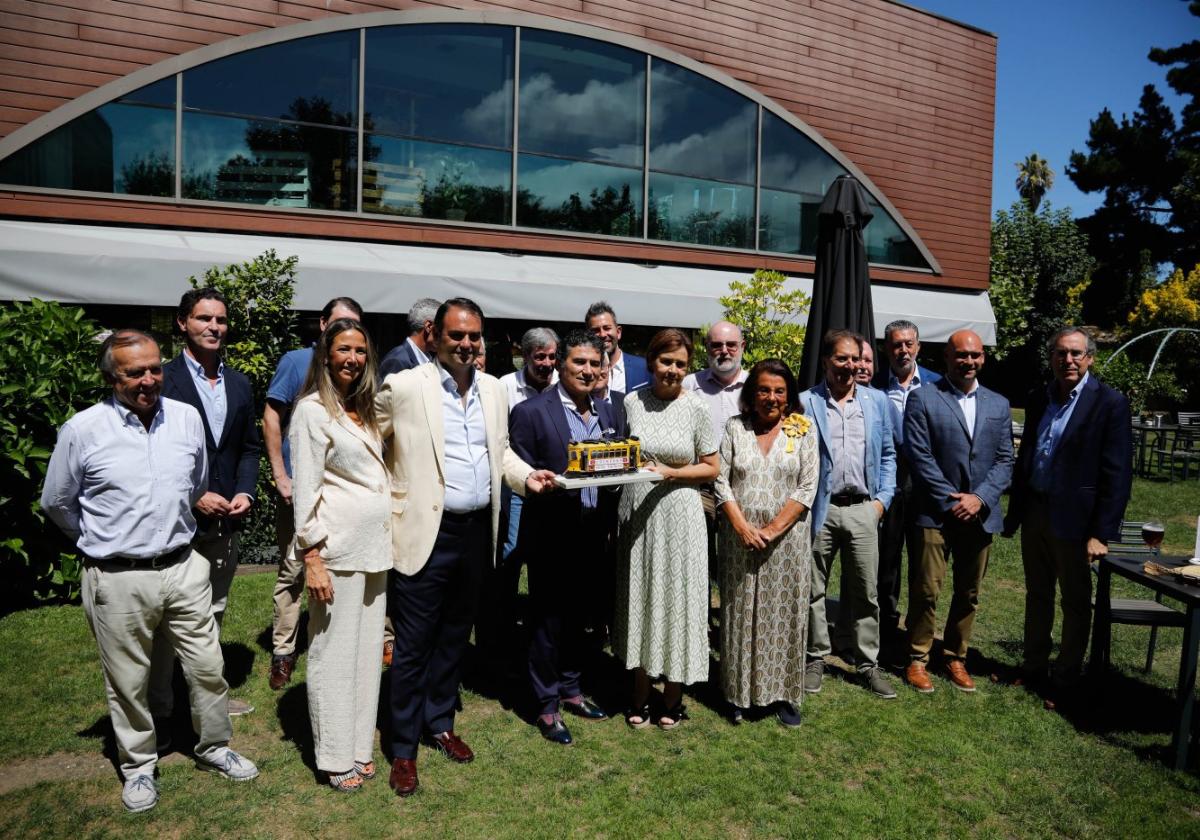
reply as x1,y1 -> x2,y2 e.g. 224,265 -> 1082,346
378,339 -> 424,379
801,382 -> 897,535
162,355 -> 261,519
1004,375 -> 1132,542
872,364 -> 942,449
509,388 -> 625,552
902,378 -> 1014,534
621,353 -> 650,392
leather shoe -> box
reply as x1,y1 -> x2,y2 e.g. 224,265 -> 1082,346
536,716 -> 573,745
268,654 -> 295,691
561,697 -> 607,720
905,662 -> 935,694
428,731 -> 474,763
945,660 -> 976,693
382,640 -> 394,669
388,758 -> 418,797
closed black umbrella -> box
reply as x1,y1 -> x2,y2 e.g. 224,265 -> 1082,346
796,174 -> 877,389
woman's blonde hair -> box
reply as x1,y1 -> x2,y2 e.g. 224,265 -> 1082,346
300,318 -> 379,433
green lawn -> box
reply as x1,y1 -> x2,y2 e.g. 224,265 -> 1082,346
2,479 -> 1199,838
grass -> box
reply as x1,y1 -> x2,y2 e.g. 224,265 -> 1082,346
2,479 -> 1200,838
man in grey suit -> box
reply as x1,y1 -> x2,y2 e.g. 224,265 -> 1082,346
379,297 -> 441,378
902,330 -> 1014,693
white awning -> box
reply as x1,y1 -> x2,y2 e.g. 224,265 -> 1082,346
0,220 -> 995,343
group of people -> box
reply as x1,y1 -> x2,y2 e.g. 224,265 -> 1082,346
39,286 -> 1133,812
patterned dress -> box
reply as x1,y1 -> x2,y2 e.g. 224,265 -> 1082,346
614,389 -> 717,684
715,414 -> 819,708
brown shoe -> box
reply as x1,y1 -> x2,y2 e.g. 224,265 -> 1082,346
428,731 -> 474,763
388,758 -> 418,797
382,640 -> 394,669
905,662 -> 935,694
945,660 -> 976,693
268,654 -> 296,691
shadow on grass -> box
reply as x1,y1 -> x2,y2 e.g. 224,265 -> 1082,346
76,716 -> 122,782
276,683 -> 319,782
220,641 -> 255,690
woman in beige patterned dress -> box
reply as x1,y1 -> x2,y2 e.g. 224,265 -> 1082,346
615,328 -> 719,730
715,359 -> 818,727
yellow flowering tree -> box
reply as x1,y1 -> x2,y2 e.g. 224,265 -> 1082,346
1129,264 -> 1200,328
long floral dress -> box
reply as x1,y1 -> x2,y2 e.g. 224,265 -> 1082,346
614,389 -> 716,684
715,413 -> 819,708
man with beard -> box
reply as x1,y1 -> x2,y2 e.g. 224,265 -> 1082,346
585,301 -> 649,393
683,321 -> 749,446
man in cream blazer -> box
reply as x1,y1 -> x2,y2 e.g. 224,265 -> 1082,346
376,297 -> 554,798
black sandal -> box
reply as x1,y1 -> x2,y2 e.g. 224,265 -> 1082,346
625,702 -> 652,729
658,700 -> 688,730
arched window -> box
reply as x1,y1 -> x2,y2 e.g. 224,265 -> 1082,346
0,15 -> 935,270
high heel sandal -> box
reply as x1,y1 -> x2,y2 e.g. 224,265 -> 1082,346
625,701 -> 652,729
658,699 -> 688,730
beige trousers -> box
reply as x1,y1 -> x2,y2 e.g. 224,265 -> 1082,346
82,549 -> 231,779
809,501 -> 881,669
907,523 -> 992,663
307,570 -> 387,772
1021,503 -> 1093,686
148,527 -> 238,716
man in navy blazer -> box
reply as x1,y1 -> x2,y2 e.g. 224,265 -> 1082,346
378,297 -> 440,379
871,320 -> 942,650
585,301 -> 649,393
800,330 -> 897,699
150,287 -> 262,720
509,330 -> 623,744
1003,327 -> 1132,694
902,330 -> 1014,693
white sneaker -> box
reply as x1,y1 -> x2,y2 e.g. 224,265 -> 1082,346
122,774 -> 158,812
196,747 -> 259,781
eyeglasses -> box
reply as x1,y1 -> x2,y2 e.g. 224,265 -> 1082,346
708,341 -> 741,350
1052,349 -> 1091,360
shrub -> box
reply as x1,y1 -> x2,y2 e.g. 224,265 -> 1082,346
0,300 -> 106,608
694,269 -> 811,372
1095,349 -> 1185,416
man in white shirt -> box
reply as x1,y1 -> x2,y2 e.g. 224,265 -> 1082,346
379,297 -> 441,378
41,330 -> 258,813
585,301 -> 649,393
682,321 -> 749,446
499,327 -> 559,408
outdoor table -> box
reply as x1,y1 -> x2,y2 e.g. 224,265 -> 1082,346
1131,421 -> 1179,477
1090,553 -> 1200,770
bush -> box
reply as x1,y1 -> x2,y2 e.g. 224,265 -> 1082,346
1095,349 -> 1186,416
0,300 -> 106,608
694,269 -> 811,372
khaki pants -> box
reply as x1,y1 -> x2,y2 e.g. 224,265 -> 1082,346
907,523 -> 991,664
82,549 -> 231,780
809,501 -> 881,670
1021,503 -> 1092,686
148,527 -> 239,716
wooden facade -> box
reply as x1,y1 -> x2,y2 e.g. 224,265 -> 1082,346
0,0 -> 996,291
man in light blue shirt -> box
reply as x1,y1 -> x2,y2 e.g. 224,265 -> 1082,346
41,330 -> 258,813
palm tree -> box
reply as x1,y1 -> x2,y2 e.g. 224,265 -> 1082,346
1015,153 -> 1054,212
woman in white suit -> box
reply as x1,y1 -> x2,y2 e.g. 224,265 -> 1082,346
290,318 -> 391,792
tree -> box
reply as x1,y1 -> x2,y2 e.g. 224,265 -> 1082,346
1067,3 -> 1200,326
1129,262 -> 1200,327
1015,153 -> 1054,212
698,269 -> 811,372
989,200 -> 1093,366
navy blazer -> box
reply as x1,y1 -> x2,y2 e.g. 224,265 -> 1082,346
903,378 -> 1014,534
162,355 -> 262,511
872,364 -> 942,449
1004,375 -> 1132,543
378,339 -> 425,379
621,353 -> 651,392
509,387 -> 624,554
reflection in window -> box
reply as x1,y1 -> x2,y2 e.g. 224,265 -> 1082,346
649,60 -> 755,184
519,30 -> 643,167
366,25 -> 513,148
648,173 -> 753,248
119,78 -> 176,108
363,135 -> 510,224
0,103 -> 175,196
182,112 -> 355,210
518,154 -> 640,236
759,111 -> 846,256
864,199 -> 925,267
184,31 -> 358,126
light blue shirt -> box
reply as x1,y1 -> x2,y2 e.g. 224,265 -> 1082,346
947,380 -> 978,440
826,390 -> 869,496
886,369 -> 925,445
1031,371 -> 1089,493
557,383 -> 601,509
181,348 -> 227,441
40,397 -> 208,560
438,362 -> 491,513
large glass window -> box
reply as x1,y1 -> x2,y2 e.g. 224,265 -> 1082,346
759,110 -> 845,256
864,198 -> 925,267
363,136 -> 510,224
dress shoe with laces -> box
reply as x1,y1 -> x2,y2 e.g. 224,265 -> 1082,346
905,662 -> 935,694
389,758 -> 419,797
803,659 -> 824,694
945,660 -> 976,693
861,666 -> 897,699
428,730 -> 474,763
268,654 -> 296,691
537,715 -> 573,745
561,697 -> 607,720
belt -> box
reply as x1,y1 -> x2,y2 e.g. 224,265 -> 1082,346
830,493 -> 870,507
442,507 -> 490,524
88,543 -> 190,570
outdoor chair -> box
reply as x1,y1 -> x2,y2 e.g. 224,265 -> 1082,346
1176,412 -> 1200,426
1154,427 -> 1200,480
1094,520 -> 1187,673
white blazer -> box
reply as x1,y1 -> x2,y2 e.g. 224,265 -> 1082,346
376,362 -> 533,576
288,393 -> 392,573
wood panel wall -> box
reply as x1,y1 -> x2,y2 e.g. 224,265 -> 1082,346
0,0 -> 997,290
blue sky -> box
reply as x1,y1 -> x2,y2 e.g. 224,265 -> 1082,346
912,0 -> 1194,219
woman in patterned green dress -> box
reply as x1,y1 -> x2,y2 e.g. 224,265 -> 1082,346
714,360 -> 818,727
614,329 -> 719,729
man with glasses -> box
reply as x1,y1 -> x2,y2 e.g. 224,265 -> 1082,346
1004,326 -> 1132,704
683,321 -> 749,446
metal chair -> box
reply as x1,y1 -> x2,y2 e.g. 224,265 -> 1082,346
1177,412 -> 1200,426
1156,427 -> 1200,480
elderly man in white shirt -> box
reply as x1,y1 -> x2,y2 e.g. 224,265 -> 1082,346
683,321 -> 749,445
40,329 -> 258,814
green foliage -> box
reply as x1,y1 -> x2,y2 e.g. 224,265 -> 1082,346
989,200 -> 1093,365
0,300 -> 106,606
188,250 -> 301,562
1095,348 -> 1186,416
697,269 -> 811,371
1015,152 -> 1054,212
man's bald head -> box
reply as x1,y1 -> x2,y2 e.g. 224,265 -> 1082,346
944,330 -> 985,391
